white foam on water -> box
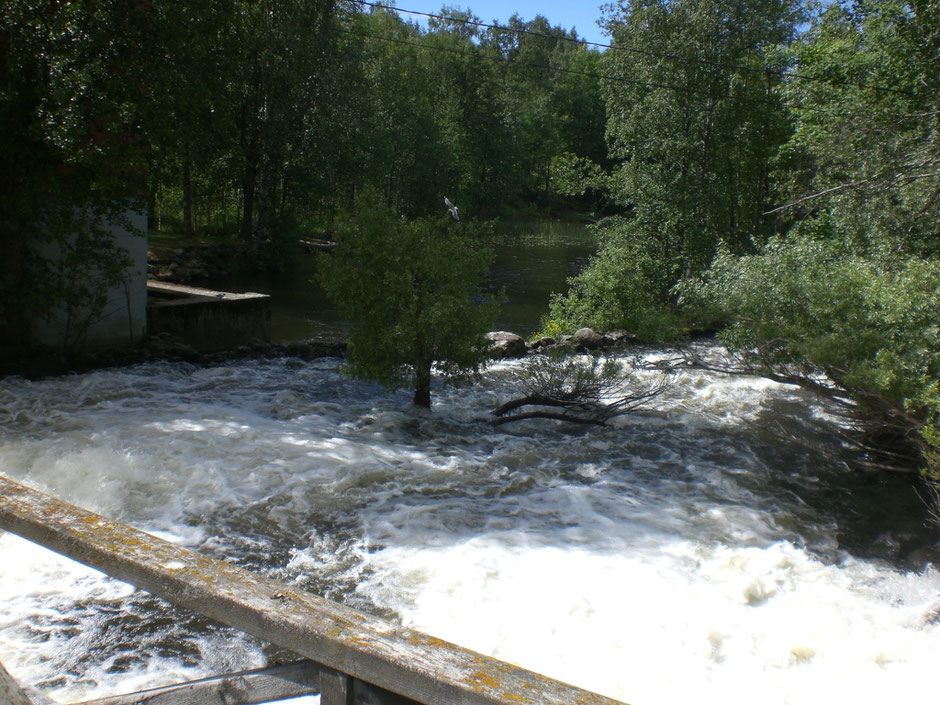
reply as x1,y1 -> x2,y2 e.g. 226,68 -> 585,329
0,532 -> 267,702
0,351 -> 937,703
354,537 -> 939,705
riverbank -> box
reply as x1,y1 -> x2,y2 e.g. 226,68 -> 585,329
1,325 -> 639,381
0,334 -> 348,381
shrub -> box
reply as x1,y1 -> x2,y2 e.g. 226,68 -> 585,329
317,196 -> 498,407
544,221 -> 685,342
680,229 -> 940,471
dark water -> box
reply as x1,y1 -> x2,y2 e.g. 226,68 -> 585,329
208,221 -> 597,342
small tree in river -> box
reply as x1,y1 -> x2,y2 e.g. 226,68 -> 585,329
318,199 -> 498,407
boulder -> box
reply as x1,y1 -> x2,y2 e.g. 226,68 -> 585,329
573,327 -> 603,350
485,331 -> 527,359
528,336 -> 556,351
603,329 -> 637,346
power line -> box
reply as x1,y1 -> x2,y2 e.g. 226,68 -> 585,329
347,0 -> 914,97
336,26 -> 838,116
338,26 -> 689,94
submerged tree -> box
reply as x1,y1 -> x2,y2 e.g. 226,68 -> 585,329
492,351 -> 671,426
318,197 -> 498,407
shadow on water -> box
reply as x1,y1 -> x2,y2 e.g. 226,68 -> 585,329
751,397 -> 939,569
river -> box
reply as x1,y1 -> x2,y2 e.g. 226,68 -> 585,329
208,221 -> 598,341
1,226 -> 938,705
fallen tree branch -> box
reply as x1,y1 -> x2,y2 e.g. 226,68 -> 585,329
492,410 -> 608,427
492,353 -> 671,426
670,343 -> 929,475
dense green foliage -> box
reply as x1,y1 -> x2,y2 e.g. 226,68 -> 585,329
546,0 -> 802,337
680,231 -> 940,467
545,218 -> 685,341
1,1 -> 148,352
539,0 -> 939,474
143,3 -> 607,240
317,197 -> 497,407
779,0 -> 940,257
679,0 -> 940,472
2,1 -> 605,352
5,0 -> 938,476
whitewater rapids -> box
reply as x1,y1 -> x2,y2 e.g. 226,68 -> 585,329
0,348 -> 937,704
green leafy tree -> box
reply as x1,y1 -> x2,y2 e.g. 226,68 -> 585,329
318,197 -> 498,407
603,0 -> 801,270
1,0 -> 148,356
228,0 -> 336,244
546,0 -> 802,338
427,20 -> 518,219
683,0 -> 940,475
486,14 -> 607,212
679,226 -> 940,473
545,218 -> 685,341
776,0 -> 939,256
145,1 -> 239,238
343,7 -> 453,218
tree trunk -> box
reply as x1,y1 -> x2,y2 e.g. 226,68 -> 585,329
413,360 -> 432,408
182,153 -> 193,239
0,226 -> 29,361
255,153 -> 276,242
241,158 -> 257,242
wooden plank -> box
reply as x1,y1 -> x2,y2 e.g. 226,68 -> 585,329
25,691 -> 58,705
353,679 -> 425,705
0,659 -> 41,705
0,476 -> 628,705
77,660 -> 319,705
319,667 -> 352,705
23,688 -> 59,705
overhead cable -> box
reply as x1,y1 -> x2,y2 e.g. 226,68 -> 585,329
336,26 -> 838,116
348,0 -> 915,96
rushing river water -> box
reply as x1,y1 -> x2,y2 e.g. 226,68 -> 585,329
2,225 -> 939,703
1,347 -> 938,704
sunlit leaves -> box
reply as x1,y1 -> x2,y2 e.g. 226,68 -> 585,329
317,195 -> 498,406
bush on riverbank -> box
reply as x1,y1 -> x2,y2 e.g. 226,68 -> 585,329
541,220 -> 686,343
678,233 -> 940,475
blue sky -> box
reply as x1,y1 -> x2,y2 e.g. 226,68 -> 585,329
382,1 -> 611,46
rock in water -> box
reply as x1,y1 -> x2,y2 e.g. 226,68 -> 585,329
485,331 -> 527,358
573,327 -> 603,350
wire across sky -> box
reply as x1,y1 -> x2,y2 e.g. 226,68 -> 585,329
347,0 -> 915,97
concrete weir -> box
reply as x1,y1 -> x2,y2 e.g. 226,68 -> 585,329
147,280 -> 271,352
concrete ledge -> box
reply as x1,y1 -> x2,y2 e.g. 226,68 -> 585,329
147,280 -> 271,352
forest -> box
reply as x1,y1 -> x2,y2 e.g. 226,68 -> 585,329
1,0 -> 938,483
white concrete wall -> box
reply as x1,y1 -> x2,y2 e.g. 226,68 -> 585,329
32,208 -> 148,350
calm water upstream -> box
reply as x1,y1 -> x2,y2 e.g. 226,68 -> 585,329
208,221 -> 598,341
1,226 -> 938,704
